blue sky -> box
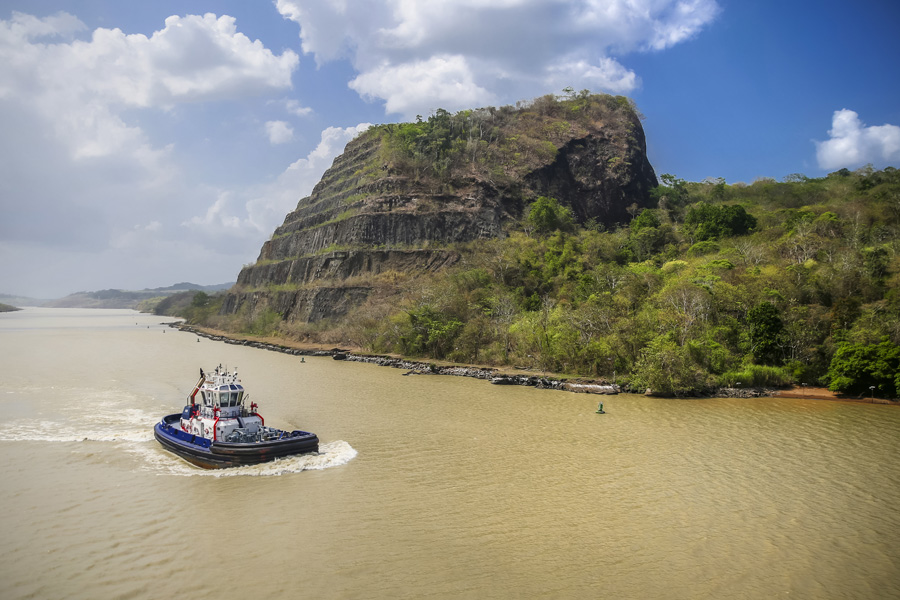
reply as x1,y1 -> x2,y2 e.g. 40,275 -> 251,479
1,0 -> 898,298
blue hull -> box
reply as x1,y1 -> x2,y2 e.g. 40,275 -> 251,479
154,414 -> 319,469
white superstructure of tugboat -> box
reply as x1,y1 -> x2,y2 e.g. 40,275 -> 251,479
154,365 -> 318,469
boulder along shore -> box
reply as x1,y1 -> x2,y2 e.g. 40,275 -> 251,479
172,323 -> 619,395
171,323 -> 897,403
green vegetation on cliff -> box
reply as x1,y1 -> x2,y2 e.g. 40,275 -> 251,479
171,165 -> 900,398
292,167 -> 897,397
369,90 -> 643,187
165,93 -> 899,398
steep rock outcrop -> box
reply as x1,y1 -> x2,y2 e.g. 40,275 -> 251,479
224,94 -> 657,323
526,128 -> 657,224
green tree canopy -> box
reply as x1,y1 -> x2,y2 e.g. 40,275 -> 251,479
825,339 -> 900,398
685,203 -> 757,241
746,301 -> 784,365
527,196 -> 575,235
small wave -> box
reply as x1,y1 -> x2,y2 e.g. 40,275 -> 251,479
0,388 -> 161,444
0,419 -> 155,443
141,440 -> 357,477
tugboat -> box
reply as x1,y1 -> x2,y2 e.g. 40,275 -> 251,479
154,365 -> 318,469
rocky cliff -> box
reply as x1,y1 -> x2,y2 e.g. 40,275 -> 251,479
224,93 -> 657,324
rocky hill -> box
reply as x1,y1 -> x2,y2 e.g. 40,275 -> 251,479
223,93 -> 657,323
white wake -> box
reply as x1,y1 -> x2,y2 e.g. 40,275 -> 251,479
139,439 -> 357,476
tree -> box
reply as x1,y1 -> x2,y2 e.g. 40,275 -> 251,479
825,339 -> 900,398
401,306 -> 463,358
630,208 -> 660,231
192,291 -> 210,307
652,173 -> 691,220
526,196 -> 574,235
746,302 -> 783,365
626,210 -> 672,262
684,203 -> 757,241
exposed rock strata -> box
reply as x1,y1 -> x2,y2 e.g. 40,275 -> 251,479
236,249 -> 460,289
224,96 -> 658,324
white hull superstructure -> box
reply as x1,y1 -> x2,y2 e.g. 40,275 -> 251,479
181,366 -> 264,443
154,365 -> 318,469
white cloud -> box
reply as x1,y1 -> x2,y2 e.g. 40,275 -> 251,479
0,11 -> 303,297
62,13 -> 298,109
280,123 -> 373,188
183,192 -> 244,232
545,57 -> 639,94
0,11 -> 299,160
816,109 -> 900,170
284,99 -> 313,117
277,0 -> 719,117
265,120 -> 295,144
246,123 -> 373,233
183,123 -> 372,247
350,55 -> 496,116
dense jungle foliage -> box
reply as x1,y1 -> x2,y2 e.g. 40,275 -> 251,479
174,166 -> 900,398
372,166 -> 899,397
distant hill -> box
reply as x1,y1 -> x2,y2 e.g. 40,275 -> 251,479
0,294 -> 50,307
143,282 -> 233,293
0,302 -> 21,312
43,282 -> 233,309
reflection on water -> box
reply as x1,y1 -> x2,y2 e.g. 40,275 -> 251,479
1,308 -> 898,599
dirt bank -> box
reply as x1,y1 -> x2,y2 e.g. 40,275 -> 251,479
771,386 -> 897,405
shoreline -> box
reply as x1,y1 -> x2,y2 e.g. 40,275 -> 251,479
172,323 -> 898,404
173,323 -> 620,394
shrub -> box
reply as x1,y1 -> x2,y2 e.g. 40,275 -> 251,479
718,365 -> 793,388
687,240 -> 720,256
630,335 -> 716,396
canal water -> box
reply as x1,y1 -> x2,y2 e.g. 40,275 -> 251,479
1,308 -> 898,599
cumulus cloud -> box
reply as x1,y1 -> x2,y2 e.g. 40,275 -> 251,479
183,123 -> 371,246
350,55 -> 496,116
276,0 -> 719,117
816,109 -> 900,170
0,11 -> 302,296
265,120 -> 295,144
0,12 -> 298,159
245,123 -> 373,233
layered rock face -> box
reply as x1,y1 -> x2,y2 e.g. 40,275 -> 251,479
224,95 -> 657,323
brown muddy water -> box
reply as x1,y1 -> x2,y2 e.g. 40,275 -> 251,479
1,308 -> 898,599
